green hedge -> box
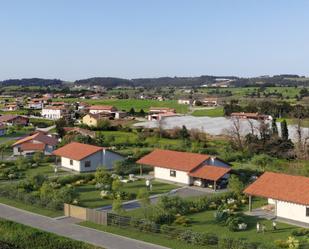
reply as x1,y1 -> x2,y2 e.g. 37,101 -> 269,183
0,218 -> 102,249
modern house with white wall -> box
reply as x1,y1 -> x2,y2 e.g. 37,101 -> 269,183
137,149 -> 231,189
244,172 -> 309,225
53,142 -> 125,172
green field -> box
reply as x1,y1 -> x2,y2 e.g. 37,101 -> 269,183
54,98 -> 189,113
191,107 -> 224,117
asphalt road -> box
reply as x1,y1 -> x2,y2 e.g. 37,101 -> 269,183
0,203 -> 169,249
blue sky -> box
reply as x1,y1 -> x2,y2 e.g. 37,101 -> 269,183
0,0 -> 308,81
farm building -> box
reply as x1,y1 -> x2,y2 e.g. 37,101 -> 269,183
0,115 -> 29,126
53,142 -> 125,172
137,149 -> 231,189
147,107 -> 177,121
244,172 -> 309,225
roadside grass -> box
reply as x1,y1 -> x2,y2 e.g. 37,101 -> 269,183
53,98 -> 189,113
0,218 -> 102,249
80,221 -> 206,249
0,196 -> 63,217
76,180 -> 178,208
191,107 -> 224,117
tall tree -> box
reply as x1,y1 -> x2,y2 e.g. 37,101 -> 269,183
281,119 -> 289,141
271,118 -> 278,136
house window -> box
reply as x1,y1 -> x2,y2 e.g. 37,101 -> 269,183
170,170 -> 176,177
18,147 -> 21,152
85,161 -> 91,168
306,207 -> 309,217
70,160 -> 73,166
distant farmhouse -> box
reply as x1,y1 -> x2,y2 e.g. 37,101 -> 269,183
88,105 -> 126,119
230,112 -> 272,121
41,106 -> 68,120
53,142 -> 125,172
137,149 -> 231,190
147,107 -> 177,121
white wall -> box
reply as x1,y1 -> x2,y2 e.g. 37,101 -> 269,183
276,200 -> 309,224
154,166 -> 191,184
61,157 -> 81,171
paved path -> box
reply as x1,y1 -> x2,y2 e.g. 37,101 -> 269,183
0,203 -> 169,249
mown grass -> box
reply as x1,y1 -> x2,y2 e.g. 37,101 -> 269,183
76,180 -> 178,208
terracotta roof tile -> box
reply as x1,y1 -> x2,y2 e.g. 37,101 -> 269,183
13,132 -> 58,146
21,143 -> 45,151
137,149 -> 209,172
244,172 -> 309,206
189,165 -> 231,181
53,142 -> 103,161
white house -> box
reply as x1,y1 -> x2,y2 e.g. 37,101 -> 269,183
137,149 -> 231,189
41,106 -> 67,120
53,142 -> 125,172
178,99 -> 191,105
147,107 -> 177,121
244,172 -> 309,225
12,131 -> 58,156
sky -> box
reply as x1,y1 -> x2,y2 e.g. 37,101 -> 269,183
0,0 -> 309,81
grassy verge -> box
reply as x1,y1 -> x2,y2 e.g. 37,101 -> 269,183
0,196 -> 63,217
80,221 -> 207,249
0,218 -> 102,249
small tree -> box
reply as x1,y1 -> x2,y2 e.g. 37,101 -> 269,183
95,167 -> 112,190
281,119 -> 289,141
129,107 -> 135,116
228,175 -> 244,195
137,188 -> 151,219
33,151 -> 44,165
271,118 -> 278,136
112,179 -> 123,192
112,197 -> 125,215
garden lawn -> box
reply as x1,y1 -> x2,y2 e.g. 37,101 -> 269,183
0,196 -> 63,217
183,209 -> 298,246
80,221 -> 207,249
24,163 -> 70,178
76,180 -> 178,208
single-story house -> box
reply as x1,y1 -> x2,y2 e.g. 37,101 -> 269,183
0,115 -> 29,126
244,172 -> 309,224
147,107 -> 177,121
178,99 -> 192,105
2,103 -> 19,111
137,149 -> 231,189
53,142 -> 125,172
12,131 -> 58,156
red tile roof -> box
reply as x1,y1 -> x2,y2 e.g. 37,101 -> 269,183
244,172 -> 309,206
13,132 -> 58,146
20,143 -> 45,151
189,165 -> 231,181
137,149 -> 209,172
53,142 -> 103,160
